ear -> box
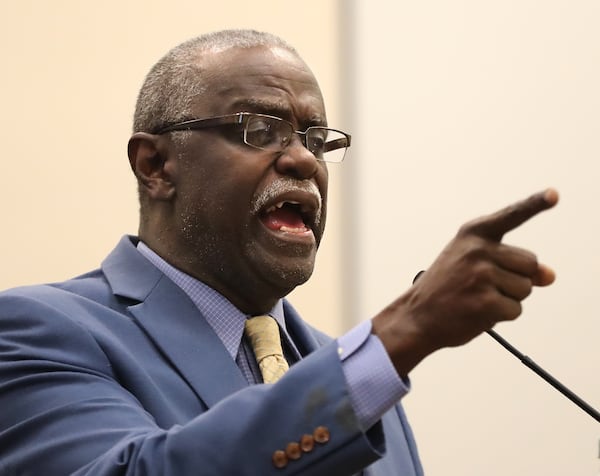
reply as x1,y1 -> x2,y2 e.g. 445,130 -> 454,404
127,132 -> 176,201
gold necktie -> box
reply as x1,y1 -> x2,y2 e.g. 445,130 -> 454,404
244,315 -> 289,384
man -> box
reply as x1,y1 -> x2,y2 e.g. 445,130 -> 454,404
0,30 -> 557,475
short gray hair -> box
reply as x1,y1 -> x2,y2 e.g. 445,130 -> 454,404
133,29 -> 298,134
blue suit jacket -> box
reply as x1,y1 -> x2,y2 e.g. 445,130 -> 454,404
0,236 -> 423,475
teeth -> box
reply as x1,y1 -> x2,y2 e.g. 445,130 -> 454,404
279,225 -> 309,233
266,201 -> 301,213
277,201 -> 300,208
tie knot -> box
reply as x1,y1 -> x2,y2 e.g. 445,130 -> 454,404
244,315 -> 283,362
244,315 -> 289,383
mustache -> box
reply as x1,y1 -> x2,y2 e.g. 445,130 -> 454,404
251,178 -> 323,228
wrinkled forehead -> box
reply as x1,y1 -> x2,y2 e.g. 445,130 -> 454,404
193,46 -> 327,125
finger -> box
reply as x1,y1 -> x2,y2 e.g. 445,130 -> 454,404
532,263 -> 556,286
463,188 -> 559,242
492,243 -> 539,277
483,293 -> 523,325
494,295 -> 523,322
495,267 -> 533,301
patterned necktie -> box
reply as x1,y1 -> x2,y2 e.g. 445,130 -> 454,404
244,315 -> 289,384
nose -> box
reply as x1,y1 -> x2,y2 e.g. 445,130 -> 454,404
273,134 -> 320,179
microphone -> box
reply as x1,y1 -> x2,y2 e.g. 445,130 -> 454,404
412,270 -> 600,423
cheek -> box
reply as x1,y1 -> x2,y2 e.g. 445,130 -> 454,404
317,160 -> 329,187
176,169 -> 258,240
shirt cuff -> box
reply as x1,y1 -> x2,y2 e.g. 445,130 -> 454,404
338,320 -> 410,431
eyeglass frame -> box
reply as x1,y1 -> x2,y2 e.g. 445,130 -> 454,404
153,112 -> 351,162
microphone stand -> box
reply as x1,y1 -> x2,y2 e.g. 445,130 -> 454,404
486,329 -> 600,423
413,269 -> 599,423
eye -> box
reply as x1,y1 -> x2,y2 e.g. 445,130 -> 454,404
306,128 -> 327,156
246,118 -> 278,148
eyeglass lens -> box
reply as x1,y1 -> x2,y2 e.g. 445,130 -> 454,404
243,115 -> 347,162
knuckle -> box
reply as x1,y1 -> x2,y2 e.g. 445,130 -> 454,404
457,218 -> 479,237
478,290 -> 499,313
457,238 -> 490,266
502,203 -> 519,219
470,261 -> 495,283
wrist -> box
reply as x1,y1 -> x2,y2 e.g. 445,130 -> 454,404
371,293 -> 439,377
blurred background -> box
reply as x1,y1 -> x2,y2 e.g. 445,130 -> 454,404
1,1 -> 598,474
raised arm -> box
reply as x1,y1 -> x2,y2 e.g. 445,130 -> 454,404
372,188 -> 559,377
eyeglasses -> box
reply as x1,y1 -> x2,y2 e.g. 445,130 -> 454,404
154,112 -> 351,163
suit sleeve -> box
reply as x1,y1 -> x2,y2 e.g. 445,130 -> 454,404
0,291 -> 386,476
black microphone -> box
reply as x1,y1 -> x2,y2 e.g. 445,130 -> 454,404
412,270 -> 600,423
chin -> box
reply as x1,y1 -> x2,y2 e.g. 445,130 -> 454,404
241,237 -> 318,299
267,262 -> 314,293
251,254 -> 316,298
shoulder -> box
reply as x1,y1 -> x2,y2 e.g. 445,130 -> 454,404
0,276 -> 117,376
0,269 -> 129,354
0,269 -> 118,317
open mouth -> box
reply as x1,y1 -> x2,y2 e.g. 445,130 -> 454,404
251,178 -> 322,245
260,200 -> 314,235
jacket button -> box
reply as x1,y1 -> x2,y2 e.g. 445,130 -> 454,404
313,426 -> 330,444
272,450 -> 288,468
300,434 -> 315,452
285,442 -> 302,460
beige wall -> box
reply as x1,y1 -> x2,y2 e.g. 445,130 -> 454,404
0,1 -> 345,337
2,1 -> 598,475
349,1 -> 600,475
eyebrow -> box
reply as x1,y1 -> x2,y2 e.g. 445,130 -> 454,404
231,98 -> 326,127
232,98 -> 290,118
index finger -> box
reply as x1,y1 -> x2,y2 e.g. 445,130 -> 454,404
463,188 -> 559,241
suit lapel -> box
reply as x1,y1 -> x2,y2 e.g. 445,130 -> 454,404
282,300 -> 330,357
102,236 -> 247,408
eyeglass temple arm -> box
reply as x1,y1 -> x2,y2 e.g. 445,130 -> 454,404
155,114 -> 245,135
323,136 -> 351,153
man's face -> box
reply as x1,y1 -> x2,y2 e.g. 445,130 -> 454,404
167,45 -> 329,312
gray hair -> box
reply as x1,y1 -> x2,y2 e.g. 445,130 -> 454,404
133,29 -> 298,134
